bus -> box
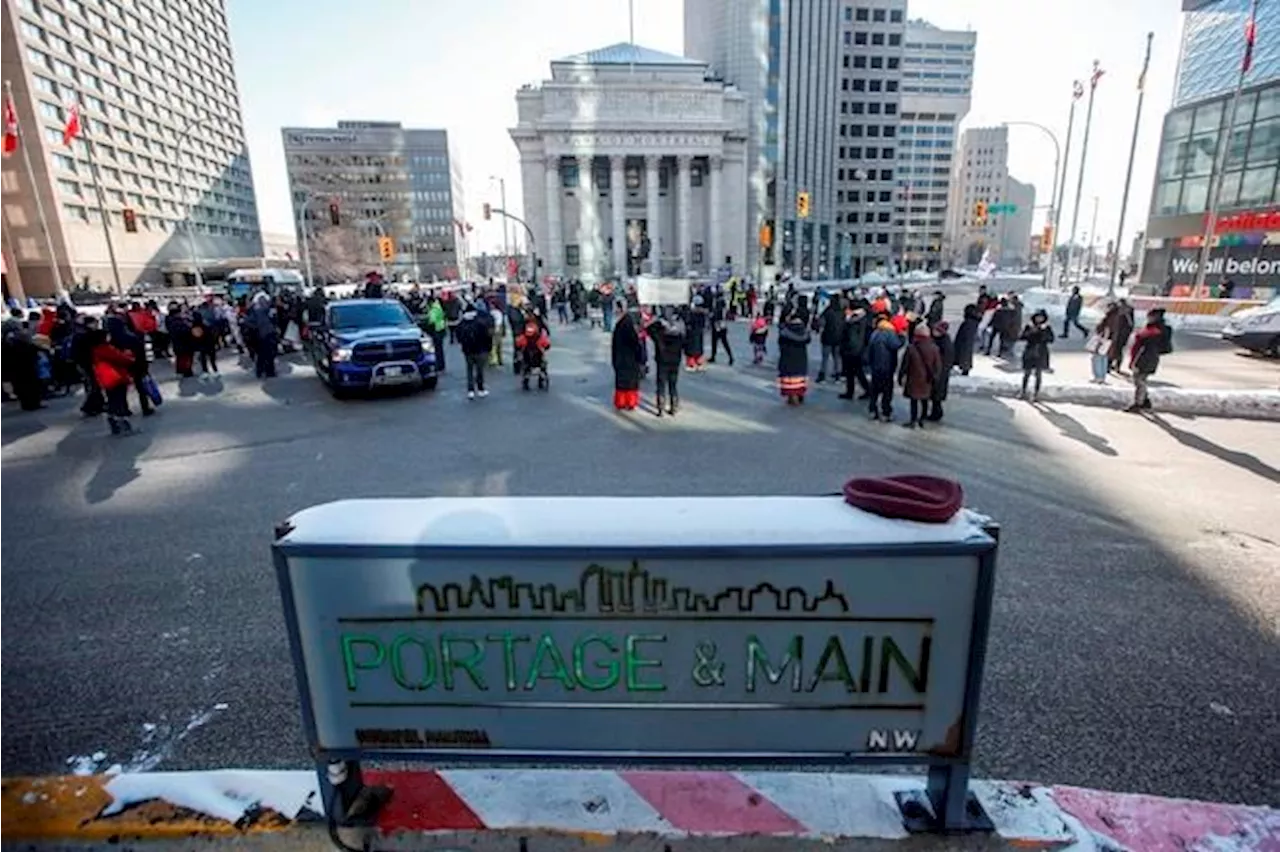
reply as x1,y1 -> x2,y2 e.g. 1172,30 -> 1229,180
224,268 -> 306,302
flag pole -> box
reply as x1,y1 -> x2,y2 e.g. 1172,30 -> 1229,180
1191,0 -> 1257,298
6,79 -> 65,295
1065,61 -> 1103,287
77,113 -> 123,293
1109,32 -> 1154,297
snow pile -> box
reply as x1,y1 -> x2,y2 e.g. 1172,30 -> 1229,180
102,770 -> 322,823
952,375 -> 1280,420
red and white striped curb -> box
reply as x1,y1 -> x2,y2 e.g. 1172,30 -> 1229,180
6,768 -> 1277,849
365,769 -> 1278,848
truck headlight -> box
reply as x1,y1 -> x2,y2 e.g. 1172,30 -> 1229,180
420,335 -> 435,353
331,347 -> 353,363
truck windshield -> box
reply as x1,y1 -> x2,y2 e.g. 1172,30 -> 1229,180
330,302 -> 412,330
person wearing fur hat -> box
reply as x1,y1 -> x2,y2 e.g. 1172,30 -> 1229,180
928,321 -> 954,422
898,322 -> 941,429
1018,308 -> 1055,400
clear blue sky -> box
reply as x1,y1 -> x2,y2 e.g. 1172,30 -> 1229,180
228,0 -> 1188,257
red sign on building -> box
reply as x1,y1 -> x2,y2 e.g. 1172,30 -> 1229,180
1208,208 -> 1280,233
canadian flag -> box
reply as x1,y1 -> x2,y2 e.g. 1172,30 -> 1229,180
1243,10 -> 1257,74
62,102 -> 81,146
3,92 -> 18,158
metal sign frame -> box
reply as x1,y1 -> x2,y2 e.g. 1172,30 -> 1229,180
272,527 -> 1000,834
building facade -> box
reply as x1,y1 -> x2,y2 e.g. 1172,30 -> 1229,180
1,0 -> 261,298
1139,0 -> 1280,295
899,20 -> 974,271
686,0 -> 974,279
282,122 -> 465,282
509,43 -> 749,283
948,126 -> 1034,266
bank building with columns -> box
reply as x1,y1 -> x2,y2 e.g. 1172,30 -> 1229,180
510,43 -> 750,283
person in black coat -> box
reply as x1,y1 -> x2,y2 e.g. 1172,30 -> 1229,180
1107,299 -> 1135,374
837,303 -> 871,400
647,308 -> 686,417
776,315 -> 811,405
1019,309 -> 1055,400
926,291 -> 945,326
1064,286 -> 1088,338
455,306 -> 494,398
611,310 -> 644,411
105,315 -> 154,416
953,304 -> 980,375
708,295 -> 734,366
928,321 -> 955,422
684,297 -> 708,370
816,294 -> 844,382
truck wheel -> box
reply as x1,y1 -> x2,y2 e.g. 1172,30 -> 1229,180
1267,336 -> 1279,358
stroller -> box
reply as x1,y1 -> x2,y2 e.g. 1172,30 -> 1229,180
514,321 -> 551,391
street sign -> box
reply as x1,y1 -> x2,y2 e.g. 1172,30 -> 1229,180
988,203 -> 1018,215
273,496 -> 999,831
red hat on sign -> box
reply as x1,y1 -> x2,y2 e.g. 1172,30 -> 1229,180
842,475 -> 964,523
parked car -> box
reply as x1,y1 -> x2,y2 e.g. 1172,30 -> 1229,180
1221,295 -> 1280,357
310,299 -> 438,396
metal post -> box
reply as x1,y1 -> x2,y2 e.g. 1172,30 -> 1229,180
82,134 -> 122,293
1086,195 -> 1099,278
1066,64 -> 1102,288
1110,32 -> 1154,296
294,188 -> 315,288
1053,85 -> 1083,289
176,112 -> 214,291
1192,0 -> 1256,298
7,80 -> 65,295
1004,121 -> 1061,290
499,178 -> 509,263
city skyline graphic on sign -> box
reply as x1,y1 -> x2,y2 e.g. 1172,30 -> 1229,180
414,562 -> 852,618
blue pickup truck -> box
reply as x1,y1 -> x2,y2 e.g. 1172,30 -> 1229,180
310,299 -> 438,396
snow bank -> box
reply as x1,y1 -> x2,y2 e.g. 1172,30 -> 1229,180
102,770 -> 321,822
952,375 -> 1280,420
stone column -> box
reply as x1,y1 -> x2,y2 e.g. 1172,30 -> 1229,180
708,155 -> 723,273
576,155 -> 596,277
544,155 -> 562,274
676,155 -> 691,272
611,155 -> 626,277
645,155 -> 661,274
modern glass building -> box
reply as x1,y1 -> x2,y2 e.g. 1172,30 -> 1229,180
1140,0 -> 1280,295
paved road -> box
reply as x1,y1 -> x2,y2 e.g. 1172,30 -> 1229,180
2,321 -> 1277,808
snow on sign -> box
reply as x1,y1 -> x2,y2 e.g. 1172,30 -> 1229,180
272,496 -> 1001,831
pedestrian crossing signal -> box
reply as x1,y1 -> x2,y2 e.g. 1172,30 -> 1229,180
378,236 -> 395,262
1040,225 -> 1053,252
483,202 -> 491,221
329,202 -> 341,227
796,191 -> 811,219
974,200 -> 988,226
122,207 -> 137,233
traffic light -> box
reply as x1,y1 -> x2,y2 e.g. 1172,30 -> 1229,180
1040,225 -> 1054,252
328,201 -> 341,227
377,236 -> 395,262
122,207 -> 137,233
796,191 -> 811,219
758,222 -> 773,249
483,202 -> 491,221
974,200 -> 988,226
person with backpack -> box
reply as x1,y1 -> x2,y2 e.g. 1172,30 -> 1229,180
648,307 -> 686,417
456,303 -> 494,400
1127,308 -> 1173,413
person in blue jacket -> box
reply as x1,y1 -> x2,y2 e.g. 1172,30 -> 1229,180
865,314 -> 904,422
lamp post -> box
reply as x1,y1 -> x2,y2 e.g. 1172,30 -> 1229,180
1003,121 -> 1061,289
488,175 -> 509,264
852,168 -> 867,278
291,185 -> 317,288
174,111 -> 219,290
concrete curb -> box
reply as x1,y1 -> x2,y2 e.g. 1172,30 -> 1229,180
3,770 -> 1277,849
949,374 -> 1280,420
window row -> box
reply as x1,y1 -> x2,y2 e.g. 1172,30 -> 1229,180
61,202 -> 257,238
846,7 -> 904,23
839,146 -> 897,159
842,78 -> 900,93
837,170 -> 896,185
845,31 -> 903,47
842,101 -> 899,115
1152,166 -> 1279,217
839,124 -> 898,138
1163,88 -> 1280,141
1157,115 -> 1280,181
843,54 -> 900,70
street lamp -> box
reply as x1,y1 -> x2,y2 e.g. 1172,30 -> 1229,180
1003,121 -> 1061,290
174,111 -> 221,291
488,175 -> 509,264
851,168 -> 867,279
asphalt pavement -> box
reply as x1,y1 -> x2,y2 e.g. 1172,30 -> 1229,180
2,319 -> 1277,808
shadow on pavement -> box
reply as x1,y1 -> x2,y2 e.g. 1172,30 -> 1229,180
1030,402 -> 1117,457
1146,413 -> 1280,484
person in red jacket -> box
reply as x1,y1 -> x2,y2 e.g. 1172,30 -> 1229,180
513,318 -> 551,391
90,327 -> 138,435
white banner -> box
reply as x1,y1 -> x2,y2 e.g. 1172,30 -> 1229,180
636,275 -> 691,306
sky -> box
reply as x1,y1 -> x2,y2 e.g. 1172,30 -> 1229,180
227,0 -> 1187,260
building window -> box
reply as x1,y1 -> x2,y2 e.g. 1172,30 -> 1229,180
561,160 -> 578,188
691,164 -> 703,187
888,57 -> 899,69
852,102 -> 865,114
885,103 -> 898,115
843,31 -> 851,45
890,9 -> 903,22
853,55 -> 866,68
868,102 -> 881,114
886,80 -> 899,92
876,233 -> 889,244
889,33 -> 901,46
852,79 -> 866,91
843,6 -> 852,21
565,244 -> 580,266
871,33 -> 884,46
854,32 -> 867,45
869,80 -> 882,92
692,242 -> 703,264
872,9 -> 885,21
855,7 -> 869,21
870,56 -> 883,69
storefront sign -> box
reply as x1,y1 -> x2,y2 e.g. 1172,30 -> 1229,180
1153,240 -> 1280,295
272,497 -> 998,764
1208,208 -> 1280,234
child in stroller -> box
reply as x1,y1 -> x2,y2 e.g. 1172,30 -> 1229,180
514,319 -> 551,390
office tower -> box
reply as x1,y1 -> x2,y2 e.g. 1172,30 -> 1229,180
2,0 -> 261,298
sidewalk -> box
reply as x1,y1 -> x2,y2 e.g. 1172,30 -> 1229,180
3,769 -> 1277,850
952,351 -> 1280,420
